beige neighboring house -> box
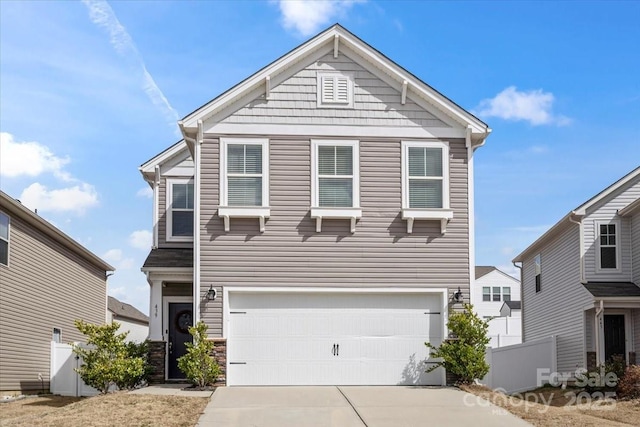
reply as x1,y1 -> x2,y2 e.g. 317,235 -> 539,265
513,166 -> 640,374
139,24 -> 491,386
107,296 -> 149,343
0,191 -> 113,393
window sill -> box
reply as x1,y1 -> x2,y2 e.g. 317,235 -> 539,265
401,209 -> 453,234
218,207 -> 271,233
166,236 -> 194,243
310,207 -> 362,233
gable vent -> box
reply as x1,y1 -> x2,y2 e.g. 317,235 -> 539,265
318,72 -> 353,107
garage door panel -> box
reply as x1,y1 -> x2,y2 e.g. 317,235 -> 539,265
228,291 -> 446,386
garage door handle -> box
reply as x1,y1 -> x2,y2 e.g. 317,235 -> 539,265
336,344 -> 339,356
332,344 -> 336,356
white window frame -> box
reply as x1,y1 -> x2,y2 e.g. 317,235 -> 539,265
310,139 -> 361,233
0,211 -> 9,267
166,178 -> 195,242
316,72 -> 354,108
482,287 -> 490,302
400,140 -> 452,234
219,138 -> 270,233
502,287 -> 511,302
596,220 -> 621,272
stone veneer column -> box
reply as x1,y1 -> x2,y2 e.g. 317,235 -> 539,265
586,351 -> 597,370
210,338 -> 227,386
148,341 -> 166,384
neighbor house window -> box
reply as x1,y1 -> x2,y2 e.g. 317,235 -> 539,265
167,179 -> 194,241
482,287 -> 490,302
492,287 -> 501,302
312,140 -> 359,208
402,141 -> 450,210
220,138 -> 269,208
598,222 -> 618,270
535,254 -> 541,293
0,212 -> 8,266
317,72 -> 354,108
503,287 -> 511,302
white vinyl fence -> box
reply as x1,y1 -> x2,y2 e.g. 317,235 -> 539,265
481,336 -> 557,394
50,342 -> 99,397
487,316 -> 522,348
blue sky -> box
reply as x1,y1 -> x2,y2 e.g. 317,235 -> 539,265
1,1 -> 638,314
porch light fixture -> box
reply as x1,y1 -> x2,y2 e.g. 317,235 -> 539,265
207,285 -> 217,301
453,287 -> 463,303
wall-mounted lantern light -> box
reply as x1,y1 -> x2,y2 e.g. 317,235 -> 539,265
207,285 -> 217,301
453,287 -> 463,303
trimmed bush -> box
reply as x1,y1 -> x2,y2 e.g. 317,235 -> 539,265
177,321 -> 220,388
425,304 -> 490,384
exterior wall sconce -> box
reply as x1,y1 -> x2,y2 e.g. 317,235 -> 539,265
453,287 -> 463,303
207,285 -> 217,301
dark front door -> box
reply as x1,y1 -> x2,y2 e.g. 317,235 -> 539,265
168,302 -> 192,379
604,314 -> 626,362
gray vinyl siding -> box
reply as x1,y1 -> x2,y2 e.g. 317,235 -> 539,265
0,215 -> 106,392
522,223 -> 593,373
583,177 -> 640,282
632,213 -> 640,284
219,51 -> 449,129
200,137 -> 470,337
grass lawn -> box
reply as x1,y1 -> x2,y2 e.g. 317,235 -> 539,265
0,393 -> 208,427
461,384 -> 640,427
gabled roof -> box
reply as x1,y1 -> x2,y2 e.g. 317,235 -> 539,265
108,296 -> 149,324
475,266 -> 496,279
502,301 -> 522,310
618,197 -> 640,217
178,24 -> 490,145
139,139 -> 190,183
0,191 -> 114,272
583,282 -> 640,298
513,166 -> 640,262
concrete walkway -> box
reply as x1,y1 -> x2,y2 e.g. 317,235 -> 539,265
196,386 -> 532,427
129,383 -> 214,398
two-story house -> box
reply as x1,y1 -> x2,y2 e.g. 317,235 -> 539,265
513,167 -> 640,374
140,25 -> 491,386
474,266 -> 522,347
0,191 -> 113,393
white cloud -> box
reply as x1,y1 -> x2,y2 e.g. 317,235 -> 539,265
0,132 -> 72,180
82,0 -> 179,132
474,86 -> 571,126
275,0 -> 364,36
497,264 -> 520,279
136,186 -> 153,198
103,248 -> 134,270
129,230 -> 152,250
108,285 -> 127,298
20,182 -> 99,215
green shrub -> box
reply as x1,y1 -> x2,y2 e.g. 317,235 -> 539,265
617,365 -> 640,399
73,320 -> 148,394
425,304 -> 490,384
177,321 -> 220,388
582,355 -> 626,394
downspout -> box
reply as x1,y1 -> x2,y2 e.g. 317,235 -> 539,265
152,165 -> 160,249
466,126 -> 475,306
193,120 -> 203,326
568,212 -> 585,283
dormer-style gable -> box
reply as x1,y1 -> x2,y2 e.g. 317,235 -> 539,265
178,24 -> 491,151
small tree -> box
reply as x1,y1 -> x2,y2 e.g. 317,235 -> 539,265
177,321 -> 220,388
425,304 -> 490,384
73,320 -> 147,394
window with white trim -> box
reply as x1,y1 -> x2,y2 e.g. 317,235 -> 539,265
0,212 -> 9,266
317,72 -> 354,108
219,138 -> 270,232
598,222 -> 618,270
503,287 -> 511,302
482,287 -> 490,302
166,179 -> 194,241
483,286 -> 511,302
400,141 -> 452,234
535,254 -> 541,293
310,140 -> 361,233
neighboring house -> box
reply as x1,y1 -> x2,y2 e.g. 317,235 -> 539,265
474,266 -> 522,347
107,296 -> 149,343
513,167 -> 640,374
0,191 -> 113,393
140,24 -> 491,386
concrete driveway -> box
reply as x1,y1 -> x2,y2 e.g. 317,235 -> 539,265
196,386 -> 531,427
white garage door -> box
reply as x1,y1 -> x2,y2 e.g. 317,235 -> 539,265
227,291 -> 444,386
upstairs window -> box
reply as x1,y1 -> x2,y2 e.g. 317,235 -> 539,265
482,287 -> 490,302
0,212 -> 8,266
503,287 -> 511,302
483,286 -> 511,302
167,179 -> 194,241
402,141 -> 450,210
492,287 -> 501,302
317,72 -> 354,108
535,254 -> 541,293
312,140 -> 359,208
220,138 -> 269,208
598,222 -> 618,270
